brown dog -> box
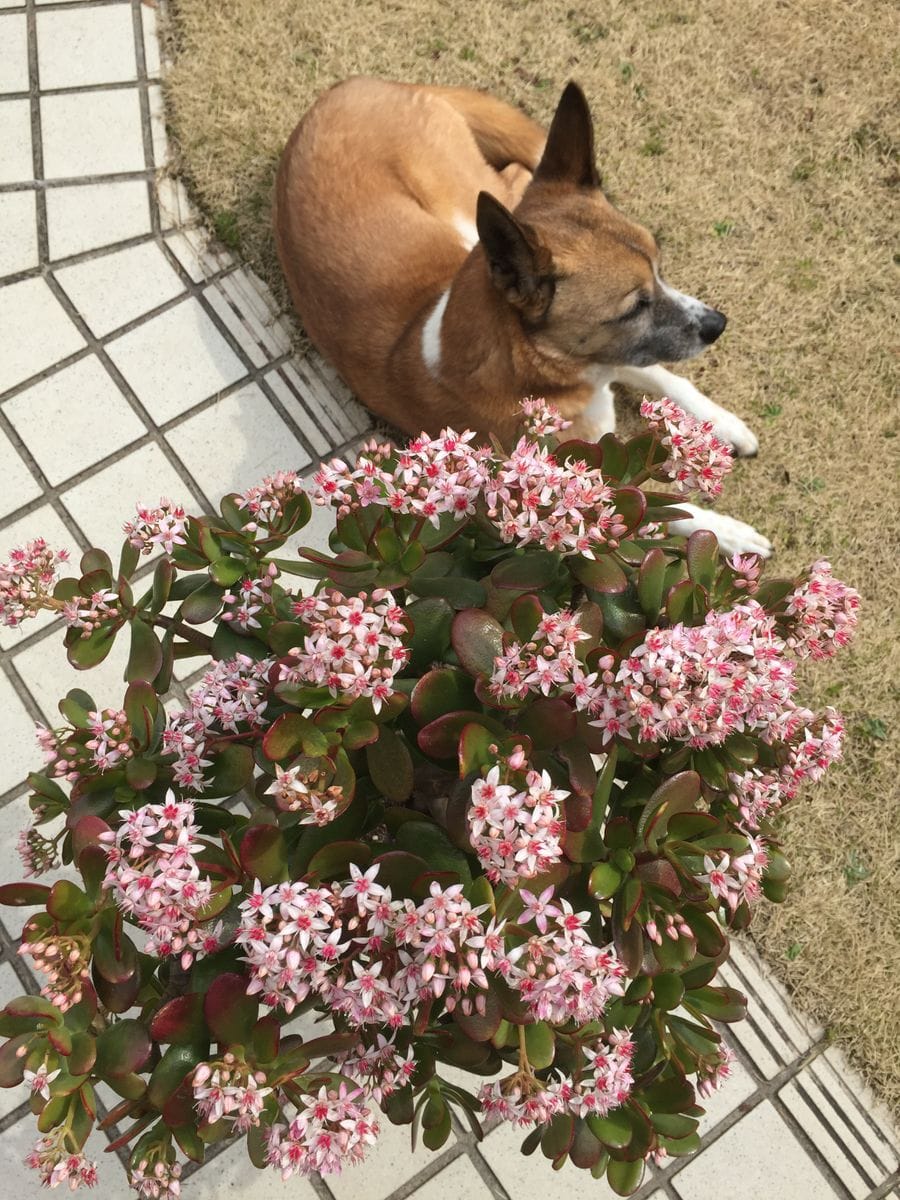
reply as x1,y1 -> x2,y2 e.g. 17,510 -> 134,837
274,78 -> 769,555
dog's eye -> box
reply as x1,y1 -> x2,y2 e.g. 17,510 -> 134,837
621,296 -> 651,321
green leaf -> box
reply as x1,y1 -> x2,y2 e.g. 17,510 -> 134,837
410,667 -> 476,726
46,880 -> 91,922
180,580 -> 226,625
524,1021 -> 555,1069
450,609 -> 504,677
394,821 -> 472,883
587,1108 -> 632,1150
150,558 -> 175,612
405,597 -> 454,674
636,771 -> 701,852
411,574 -> 487,609
366,727 -> 414,802
509,593 -> 544,641
570,554 -> 628,593
686,985 -> 747,1024
94,1019 -> 152,1079
67,625 -> 117,670
686,530 -> 719,590
81,548 -> 113,576
417,710 -> 506,760
306,840 -> 373,881
588,862 -> 622,899
491,550 -> 559,590
637,547 -> 668,619
516,698 -> 577,750
239,823 -> 288,885
607,1156 -> 644,1196
652,973 -> 685,1010
541,1111 -> 575,1160
150,994 -> 206,1045
262,713 -> 329,761
564,746 -> 618,862
148,1044 -> 206,1111
666,578 -> 694,624
452,985 -> 502,1042
209,556 -> 246,587
204,973 -> 257,1047
204,743 -> 254,798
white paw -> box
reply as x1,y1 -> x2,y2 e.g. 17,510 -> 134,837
710,412 -> 759,457
670,506 -> 773,558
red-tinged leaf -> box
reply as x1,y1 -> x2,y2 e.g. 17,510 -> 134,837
558,737 -> 598,798
205,743 -> 254,798
564,746 -> 618,863
124,680 -> 158,751
540,1112 -> 575,1160
239,823 -> 288,886
46,880 -> 90,921
450,609 -> 505,677
613,486 -> 647,535
686,530 -> 719,590
417,710 -> 506,760
558,438 -> 605,469
458,722 -> 496,775
250,1016 -> 280,1065
94,1019 -> 151,1079
410,667 -> 476,727
148,1045 -> 206,1111
306,840 -> 373,882
366,727 -> 414,802
262,713 -> 328,761
510,593 -> 544,642
570,554 -> 628,593
635,858 -> 681,896
452,986 -> 502,1042
172,1124 -> 206,1163
516,698 -> 577,750
150,994 -> 206,1046
162,1078 -> 196,1129
67,625 -> 117,670
71,814 -> 111,859
204,974 -> 257,1048
48,1025 -> 73,1056
637,547 -> 668,619
125,757 -> 157,790
685,985 -> 747,1024
637,771 -> 701,852
68,1032 -> 96,1076
666,578 -> 694,624
343,720 -> 379,750
0,882 -> 51,906
0,1032 -> 31,1085
597,433 -> 629,478
180,580 -> 225,625
125,618 -> 163,683
612,901 -> 644,975
569,1117 -> 605,1169
93,924 -> 138,985
267,620 -> 307,656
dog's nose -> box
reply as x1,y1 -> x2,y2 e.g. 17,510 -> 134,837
699,308 -> 727,345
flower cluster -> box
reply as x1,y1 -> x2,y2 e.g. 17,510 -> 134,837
698,837 -> 769,912
520,396 -> 573,437
313,430 -> 490,526
61,588 -> 120,638
192,1056 -> 272,1133
265,1084 -> 379,1179
237,869 -> 493,1027
17,822 -> 60,877
484,438 -> 625,555
163,653 -> 273,791
490,610 -> 589,700
128,1157 -> 182,1200
265,763 -> 345,825
100,796 -> 218,968
479,1031 -> 634,1126
467,754 -> 566,886
784,558 -> 860,660
18,928 -> 91,1011
123,498 -> 188,556
640,397 -> 733,498
24,1133 -> 98,1191
280,589 -> 408,713
221,564 -> 277,631
237,469 -> 305,531
0,538 -> 69,628
338,1033 -> 416,1104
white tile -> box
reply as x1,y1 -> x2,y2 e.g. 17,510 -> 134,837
41,88 -> 145,178
719,938 -> 822,1079
0,277 -> 84,396
407,1153 -> 496,1200
217,270 -> 290,359
0,1 -> 26,8
155,173 -> 193,231
12,603 -> 131,725
0,189 -> 38,276
0,13 -> 28,93
189,1138 -> 319,1200
696,1049 -> 757,1135
36,4 -> 136,90
0,97 -> 33,183
327,1111 -> 455,1200
106,296 -> 247,424
163,229 -> 209,282
478,1117 -> 619,1199
147,83 -> 169,167
0,504 -> 75,650
165,383 -> 311,503
0,1112 -> 134,1199
0,668 -> 42,792
141,2 -> 161,78
203,280 -> 268,368
4,355 -> 146,484
46,179 -> 152,260
266,365 -> 337,457
780,1074 -> 879,1199
819,1048 -> 899,1177
54,241 -> 185,337
0,426 -> 41,516
61,439 -> 200,555
672,1101 -> 837,1200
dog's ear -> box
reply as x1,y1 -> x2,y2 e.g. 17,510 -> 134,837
534,81 -> 600,189
476,191 -> 555,323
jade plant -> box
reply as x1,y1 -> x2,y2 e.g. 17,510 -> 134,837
0,398 -> 858,1196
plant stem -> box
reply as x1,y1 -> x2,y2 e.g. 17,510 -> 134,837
149,613 -> 214,652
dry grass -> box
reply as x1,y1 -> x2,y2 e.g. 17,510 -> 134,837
163,0 -> 899,1110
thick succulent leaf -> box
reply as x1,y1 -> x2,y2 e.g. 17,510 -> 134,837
516,698 -> 577,750
262,713 -> 329,761
366,727 -> 414,802
405,598 -> 454,674
204,743 -> 255,798
125,618 -> 163,683
150,994 -> 206,1045
686,530 -> 719,590
607,1156 -> 645,1196
450,609 -> 504,677
636,771 -> 701,852
94,1019 -> 152,1079
491,550 -> 559,591
0,882 -> 51,906
417,710 -> 506,760
306,840 -> 373,882
410,667 -> 476,726
452,986 -> 501,1042
239,823 -> 288,886
148,1044 -> 206,1111
204,973 -> 257,1047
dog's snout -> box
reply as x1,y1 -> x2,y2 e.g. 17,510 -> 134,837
699,308 -> 727,345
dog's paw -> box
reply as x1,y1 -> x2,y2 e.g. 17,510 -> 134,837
669,506 -> 773,559
711,412 -> 759,457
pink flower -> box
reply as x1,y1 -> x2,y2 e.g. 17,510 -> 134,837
123,498 -> 188,555
265,1084 -> 379,1179
237,470 -> 306,531
24,1134 -> 97,1190
784,559 -> 860,660
23,1065 -> 61,1100
0,538 -> 70,628
467,753 -> 566,887
640,397 -> 733,497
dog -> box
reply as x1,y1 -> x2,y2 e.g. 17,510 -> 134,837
274,78 -> 770,556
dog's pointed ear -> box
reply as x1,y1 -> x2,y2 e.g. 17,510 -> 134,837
534,81 -> 600,188
476,191 -> 555,322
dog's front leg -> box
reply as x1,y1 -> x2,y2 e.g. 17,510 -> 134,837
611,364 -> 759,457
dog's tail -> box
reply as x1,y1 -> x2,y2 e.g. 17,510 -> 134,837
425,85 -> 546,172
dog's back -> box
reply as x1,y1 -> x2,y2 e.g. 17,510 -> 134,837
273,77 -> 544,431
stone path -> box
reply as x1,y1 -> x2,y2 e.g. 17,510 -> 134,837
0,2 -> 897,1197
